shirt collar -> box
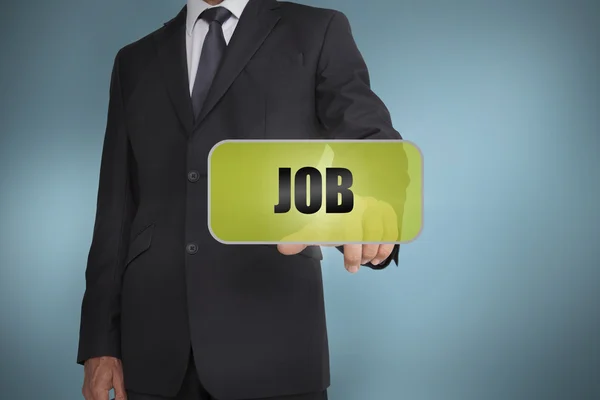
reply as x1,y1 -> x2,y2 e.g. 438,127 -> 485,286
186,0 -> 249,36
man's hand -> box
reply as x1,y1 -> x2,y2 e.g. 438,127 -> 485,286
278,243 -> 395,274
82,356 -> 126,400
277,196 -> 398,273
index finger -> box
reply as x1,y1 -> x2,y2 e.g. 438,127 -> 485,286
343,244 -> 362,273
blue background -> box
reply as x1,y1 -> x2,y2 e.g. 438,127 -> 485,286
1,0 -> 599,399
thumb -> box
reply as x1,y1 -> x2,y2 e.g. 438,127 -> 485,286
277,217 -> 337,254
277,243 -> 308,255
112,370 -> 127,400
277,220 -> 322,255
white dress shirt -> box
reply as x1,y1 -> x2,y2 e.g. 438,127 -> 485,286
186,0 -> 250,94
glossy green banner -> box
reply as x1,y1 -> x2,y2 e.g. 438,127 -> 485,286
208,140 -> 422,244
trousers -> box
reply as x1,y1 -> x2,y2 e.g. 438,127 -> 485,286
126,351 -> 328,400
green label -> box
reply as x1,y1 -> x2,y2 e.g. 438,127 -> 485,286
208,140 -> 422,244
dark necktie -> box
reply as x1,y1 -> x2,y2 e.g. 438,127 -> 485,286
191,6 -> 232,120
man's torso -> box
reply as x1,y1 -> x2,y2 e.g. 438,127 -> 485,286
115,1 -> 335,398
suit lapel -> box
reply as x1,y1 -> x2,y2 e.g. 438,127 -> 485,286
154,6 -> 194,137
192,0 -> 281,133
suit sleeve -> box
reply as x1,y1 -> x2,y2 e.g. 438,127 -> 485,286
77,50 -> 136,364
315,11 -> 406,269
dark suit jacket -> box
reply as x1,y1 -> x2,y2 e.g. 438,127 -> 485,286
77,1 -> 403,399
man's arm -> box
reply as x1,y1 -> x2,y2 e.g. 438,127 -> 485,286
77,50 -> 136,364
314,10 -> 405,269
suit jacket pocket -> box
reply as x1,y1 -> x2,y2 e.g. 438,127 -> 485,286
124,223 -> 155,270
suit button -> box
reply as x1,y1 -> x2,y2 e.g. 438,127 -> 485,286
186,243 -> 198,254
187,170 -> 200,182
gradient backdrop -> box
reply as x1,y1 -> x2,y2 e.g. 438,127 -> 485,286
0,0 -> 599,399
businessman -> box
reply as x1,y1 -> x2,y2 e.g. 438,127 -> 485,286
78,0 -> 404,399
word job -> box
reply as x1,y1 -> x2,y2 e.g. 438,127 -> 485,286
274,167 -> 354,214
